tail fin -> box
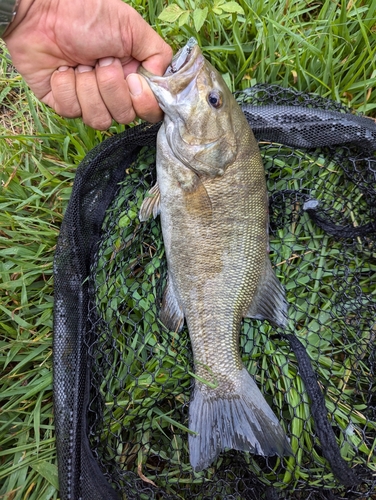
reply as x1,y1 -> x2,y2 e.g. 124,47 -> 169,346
188,368 -> 292,471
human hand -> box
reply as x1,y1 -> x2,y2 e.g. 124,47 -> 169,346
3,0 -> 173,129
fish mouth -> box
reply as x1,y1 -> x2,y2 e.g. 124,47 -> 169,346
163,37 -> 198,75
138,38 -> 204,94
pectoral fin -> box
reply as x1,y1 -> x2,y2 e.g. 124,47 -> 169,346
183,177 -> 212,217
160,276 -> 185,332
139,183 -> 161,221
245,259 -> 287,329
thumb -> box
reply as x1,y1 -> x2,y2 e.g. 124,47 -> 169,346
123,6 -> 172,75
127,73 -> 163,123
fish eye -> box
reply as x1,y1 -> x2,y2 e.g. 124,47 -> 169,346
207,90 -> 223,109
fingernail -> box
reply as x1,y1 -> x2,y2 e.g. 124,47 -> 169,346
77,65 -> 94,73
127,74 -> 143,96
98,57 -> 114,67
58,66 -> 70,72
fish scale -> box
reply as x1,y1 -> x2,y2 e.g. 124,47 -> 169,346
178,160 -> 266,379
139,38 -> 292,471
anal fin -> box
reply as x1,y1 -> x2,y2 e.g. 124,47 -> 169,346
160,276 -> 185,332
139,183 -> 161,221
245,259 -> 287,328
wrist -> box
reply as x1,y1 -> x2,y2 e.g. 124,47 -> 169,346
1,0 -> 35,38
0,0 -> 19,37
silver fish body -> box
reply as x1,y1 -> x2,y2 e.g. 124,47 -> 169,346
139,39 -> 292,471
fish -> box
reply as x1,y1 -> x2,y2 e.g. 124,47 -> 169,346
138,38 -> 292,472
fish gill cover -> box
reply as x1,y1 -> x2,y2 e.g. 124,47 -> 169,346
53,84 -> 376,500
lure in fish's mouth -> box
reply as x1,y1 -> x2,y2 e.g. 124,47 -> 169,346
163,38 -> 198,75
138,38 -> 203,94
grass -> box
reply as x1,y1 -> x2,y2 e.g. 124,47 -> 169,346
0,0 -> 376,498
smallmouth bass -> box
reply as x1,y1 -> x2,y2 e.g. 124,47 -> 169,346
139,38 -> 292,471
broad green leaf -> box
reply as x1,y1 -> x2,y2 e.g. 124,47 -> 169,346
220,1 -> 245,14
193,7 -> 208,32
158,4 -> 187,23
178,10 -> 190,27
212,0 -> 226,14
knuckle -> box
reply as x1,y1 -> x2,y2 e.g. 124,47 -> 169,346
52,72 -> 82,118
112,106 -> 136,125
96,65 -> 121,91
85,115 -> 113,131
54,92 -> 82,118
56,104 -> 82,119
